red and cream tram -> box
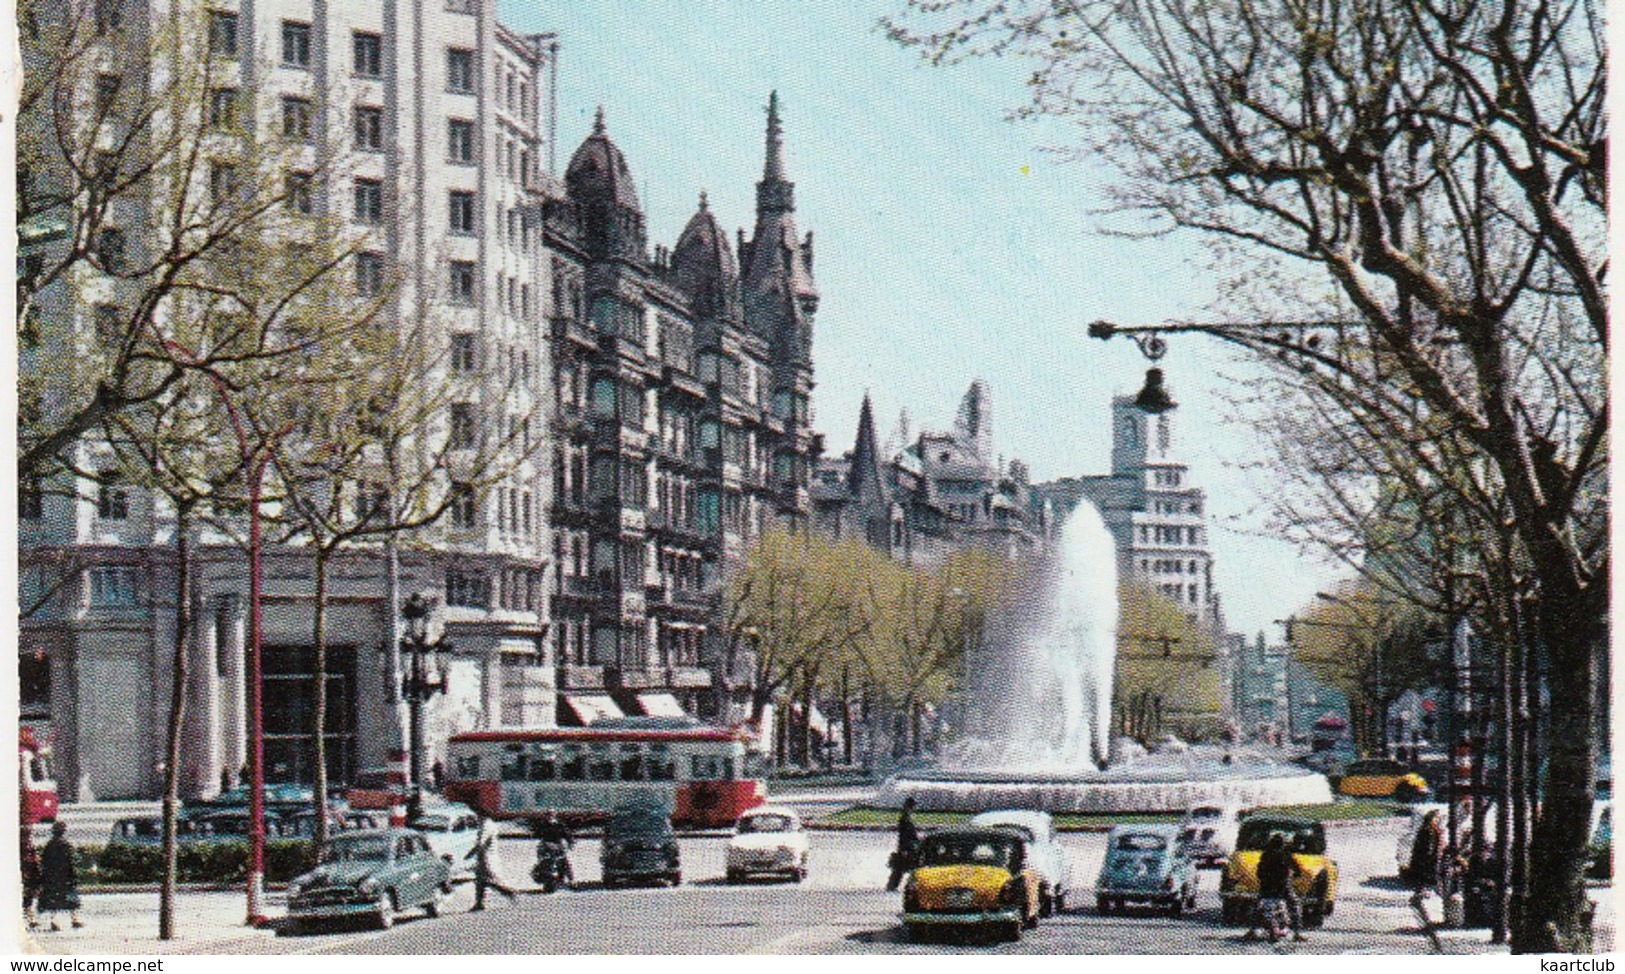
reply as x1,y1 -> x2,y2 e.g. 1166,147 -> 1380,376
443,718 -> 767,829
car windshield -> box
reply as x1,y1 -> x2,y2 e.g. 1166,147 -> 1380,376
1237,822 -> 1325,854
608,811 -> 670,838
1189,807 -> 1222,821
319,836 -> 391,863
916,835 -> 1018,869
1114,833 -> 1167,852
738,814 -> 793,834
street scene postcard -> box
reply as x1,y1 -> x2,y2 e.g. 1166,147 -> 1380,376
7,0 -> 1612,960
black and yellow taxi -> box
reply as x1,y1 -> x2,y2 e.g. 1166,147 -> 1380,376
901,826 -> 1044,942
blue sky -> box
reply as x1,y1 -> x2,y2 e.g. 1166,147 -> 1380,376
500,0 -> 1345,637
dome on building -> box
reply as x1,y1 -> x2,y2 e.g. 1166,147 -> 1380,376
671,191 -> 738,294
565,107 -> 640,210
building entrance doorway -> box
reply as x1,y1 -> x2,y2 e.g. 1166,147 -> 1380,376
261,645 -> 357,786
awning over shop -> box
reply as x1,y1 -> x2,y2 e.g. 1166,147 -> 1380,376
637,693 -> 687,718
562,694 -> 624,725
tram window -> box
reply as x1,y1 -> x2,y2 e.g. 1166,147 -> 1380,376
455,755 -> 480,778
690,755 -> 717,780
620,755 -> 644,781
588,756 -> 615,781
649,756 -> 676,781
529,758 -> 555,781
719,757 -> 734,781
560,750 -> 585,780
500,753 -> 525,782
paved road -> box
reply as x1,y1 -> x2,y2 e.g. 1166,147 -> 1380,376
34,817 -> 1504,955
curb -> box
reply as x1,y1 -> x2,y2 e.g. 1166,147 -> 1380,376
807,815 -> 1401,834
83,883 -> 288,895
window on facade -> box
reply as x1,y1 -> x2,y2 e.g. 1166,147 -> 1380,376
208,87 -> 237,128
450,333 -> 476,372
88,566 -> 139,607
95,0 -> 123,30
449,403 -> 477,449
353,32 -> 382,77
447,119 -> 474,163
96,228 -> 126,273
355,482 -> 389,523
20,476 -> 43,521
354,106 -> 384,150
446,569 -> 490,608
448,190 -> 475,234
97,472 -> 128,520
355,252 -> 385,297
285,171 -> 314,215
281,21 -> 311,67
94,74 -> 120,116
353,179 -> 383,224
208,161 -> 237,203
448,260 -> 476,304
449,482 -> 476,528
281,96 -> 312,142
209,11 -> 238,57
446,48 -> 474,92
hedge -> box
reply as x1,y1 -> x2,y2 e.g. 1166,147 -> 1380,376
78,840 -> 316,886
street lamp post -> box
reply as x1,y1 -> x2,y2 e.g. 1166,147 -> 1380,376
399,594 -> 452,788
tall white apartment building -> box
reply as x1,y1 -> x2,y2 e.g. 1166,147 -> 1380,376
18,0 -> 559,801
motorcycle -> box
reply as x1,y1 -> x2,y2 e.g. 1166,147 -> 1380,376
1255,897 -> 1292,943
532,841 -> 571,893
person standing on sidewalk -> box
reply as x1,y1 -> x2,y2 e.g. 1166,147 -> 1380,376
886,797 -> 920,892
37,822 -> 83,931
21,828 -> 42,930
1409,810 -> 1444,902
466,815 -> 517,912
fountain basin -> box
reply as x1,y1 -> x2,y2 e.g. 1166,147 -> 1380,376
872,747 -> 1334,814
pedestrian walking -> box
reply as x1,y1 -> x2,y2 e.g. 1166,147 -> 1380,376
430,760 -> 445,794
1408,810 -> 1444,901
466,815 -> 517,912
533,809 -> 575,889
21,829 -> 42,930
36,822 -> 83,931
885,797 -> 919,892
1247,832 -> 1305,941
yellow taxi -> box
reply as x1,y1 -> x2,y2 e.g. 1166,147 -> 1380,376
1219,816 -> 1339,926
902,827 -> 1044,942
1334,759 -> 1431,800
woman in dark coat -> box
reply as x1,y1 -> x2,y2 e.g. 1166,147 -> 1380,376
37,821 -> 82,931
21,828 -> 41,930
1409,810 -> 1444,899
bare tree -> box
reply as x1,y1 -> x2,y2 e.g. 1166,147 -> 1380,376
888,0 -> 1605,949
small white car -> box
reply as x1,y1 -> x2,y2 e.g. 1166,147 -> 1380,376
410,802 -> 481,878
1179,802 -> 1242,868
726,805 -> 809,883
968,809 -> 1074,915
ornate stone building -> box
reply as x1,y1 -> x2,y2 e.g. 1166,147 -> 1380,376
812,381 -> 1047,565
544,94 -> 819,723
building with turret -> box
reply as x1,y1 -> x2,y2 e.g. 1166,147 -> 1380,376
812,381 -> 1047,565
544,94 -> 819,723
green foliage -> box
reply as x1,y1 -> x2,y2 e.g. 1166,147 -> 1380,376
82,841 -> 315,886
1114,582 -> 1222,739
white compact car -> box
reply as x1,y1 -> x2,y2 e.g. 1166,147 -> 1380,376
1179,802 -> 1242,868
968,809 -> 1075,915
726,805 -> 809,883
410,802 -> 481,878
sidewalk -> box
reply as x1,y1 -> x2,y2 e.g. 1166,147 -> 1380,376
19,889 -> 285,956
1410,886 -> 1613,955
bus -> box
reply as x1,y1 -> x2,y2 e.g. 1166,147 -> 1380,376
20,728 -> 58,825
443,717 -> 766,829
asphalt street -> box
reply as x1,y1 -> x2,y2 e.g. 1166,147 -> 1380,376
34,816 -> 1496,955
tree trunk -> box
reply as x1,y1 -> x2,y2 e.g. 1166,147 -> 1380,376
1515,596 -> 1599,953
841,666 -> 853,767
159,506 -> 192,940
311,547 -> 331,852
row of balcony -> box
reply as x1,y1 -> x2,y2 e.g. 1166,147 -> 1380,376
558,664 -> 713,691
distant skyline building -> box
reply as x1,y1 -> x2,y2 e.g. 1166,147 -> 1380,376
812,380 -> 1048,564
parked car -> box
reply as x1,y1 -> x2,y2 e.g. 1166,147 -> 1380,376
1334,759 -> 1430,801
901,826 -> 1044,943
192,810 -> 287,840
285,810 -> 387,839
1094,824 -> 1198,916
726,805 -> 809,883
601,804 -> 681,887
106,816 -> 215,847
1179,802 -> 1242,868
1220,816 -> 1338,926
285,829 -> 451,931
1588,799 -> 1612,880
968,809 -> 1073,914
408,802 -> 480,878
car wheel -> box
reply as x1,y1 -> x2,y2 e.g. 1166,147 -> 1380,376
905,922 -> 925,943
1167,896 -> 1183,918
726,869 -> 743,884
1220,899 -> 1243,925
794,867 -> 807,883
1002,919 -> 1023,942
1054,890 -> 1066,913
375,892 -> 397,930
1039,884 -> 1054,918
424,884 -> 447,918
1097,896 -> 1111,915
670,871 -> 682,886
